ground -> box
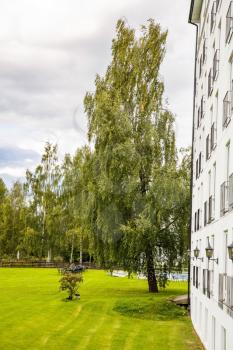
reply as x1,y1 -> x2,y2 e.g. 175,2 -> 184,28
0,268 -> 203,350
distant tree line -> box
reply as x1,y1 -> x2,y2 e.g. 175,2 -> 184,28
0,19 -> 191,292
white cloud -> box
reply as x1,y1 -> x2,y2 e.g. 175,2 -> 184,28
0,0 -> 195,177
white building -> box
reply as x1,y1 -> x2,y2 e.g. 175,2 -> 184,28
189,1 -> 233,349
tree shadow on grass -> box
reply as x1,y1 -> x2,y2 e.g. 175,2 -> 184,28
113,297 -> 188,321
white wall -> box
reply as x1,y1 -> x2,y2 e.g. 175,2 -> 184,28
191,0 -> 233,349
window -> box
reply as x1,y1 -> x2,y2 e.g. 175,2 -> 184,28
210,2 -> 216,33
209,195 -> 214,222
220,144 -> 230,215
197,208 -> 200,230
203,269 -> 207,294
204,201 -> 208,226
229,173 -> 233,209
226,2 -> 233,44
196,267 -> 199,289
202,38 -> 207,63
208,69 -> 213,96
197,107 -> 201,128
223,91 -> 232,127
221,326 -> 226,350
212,316 -> 216,350
207,269 -> 211,298
206,134 -> 210,160
199,55 -> 203,77
199,152 -> 202,174
211,122 -> 217,150
218,273 -> 224,308
211,163 -> 216,219
201,96 -> 205,118
213,49 -> 219,81
226,276 -> 233,318
226,142 -> 230,181
204,307 -> 208,341
199,302 -> 202,329
196,158 -> 199,179
220,181 -> 229,215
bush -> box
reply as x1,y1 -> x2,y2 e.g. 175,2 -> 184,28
59,272 -> 83,300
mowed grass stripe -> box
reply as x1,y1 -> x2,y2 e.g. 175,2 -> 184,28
0,268 -> 203,350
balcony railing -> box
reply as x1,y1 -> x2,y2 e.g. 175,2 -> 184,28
223,91 -> 232,127
213,49 -> 219,81
220,181 -> 229,216
210,122 -> 217,150
226,2 -> 233,44
210,2 -> 216,33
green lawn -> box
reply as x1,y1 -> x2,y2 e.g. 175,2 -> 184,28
0,268 -> 202,350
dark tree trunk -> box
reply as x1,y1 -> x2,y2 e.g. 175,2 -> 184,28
146,249 -> 158,293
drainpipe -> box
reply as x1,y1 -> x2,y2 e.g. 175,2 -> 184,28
188,0 -> 199,309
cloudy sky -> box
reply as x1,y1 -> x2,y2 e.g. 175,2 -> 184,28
0,0 -> 195,186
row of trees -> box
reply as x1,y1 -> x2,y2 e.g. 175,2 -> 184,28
0,144 -> 89,263
0,19 -> 190,292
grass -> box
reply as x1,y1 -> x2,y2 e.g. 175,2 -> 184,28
0,268 -> 203,350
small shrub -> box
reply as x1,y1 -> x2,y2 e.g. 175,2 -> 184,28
59,272 -> 83,300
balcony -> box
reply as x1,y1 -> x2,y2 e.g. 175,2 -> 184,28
219,274 -> 233,318
226,2 -> 233,44
213,49 -> 219,81
220,181 -> 229,216
223,91 -> 232,127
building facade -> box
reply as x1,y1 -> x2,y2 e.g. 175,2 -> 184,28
189,1 -> 233,349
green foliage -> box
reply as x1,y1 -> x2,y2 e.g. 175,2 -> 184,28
83,19 -> 191,292
59,272 -> 83,300
0,19 -> 190,291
